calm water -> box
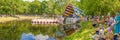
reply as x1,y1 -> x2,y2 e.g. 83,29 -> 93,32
0,20 -> 59,40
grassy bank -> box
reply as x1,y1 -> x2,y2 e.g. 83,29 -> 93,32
64,21 -> 95,40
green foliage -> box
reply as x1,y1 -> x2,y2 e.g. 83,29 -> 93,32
79,0 -> 120,16
0,0 -> 73,15
0,0 -> 120,15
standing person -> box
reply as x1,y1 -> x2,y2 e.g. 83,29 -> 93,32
114,12 -> 120,34
111,16 -> 116,27
59,15 -> 64,24
106,17 -> 110,26
109,16 -> 114,26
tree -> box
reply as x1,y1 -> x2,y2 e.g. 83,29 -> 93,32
29,0 -> 41,14
79,0 -> 120,16
39,1 -> 48,14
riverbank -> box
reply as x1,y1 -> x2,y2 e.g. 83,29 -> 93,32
0,15 -> 41,23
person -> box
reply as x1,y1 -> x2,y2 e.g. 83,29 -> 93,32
97,16 -> 100,23
106,17 -> 110,26
59,15 -> 64,24
114,12 -> 120,34
105,26 -> 114,40
118,32 -> 120,40
94,24 -> 105,40
99,27 -> 105,40
92,31 -> 100,40
76,18 -> 81,28
113,34 -> 118,40
109,16 -> 114,26
93,20 -> 97,27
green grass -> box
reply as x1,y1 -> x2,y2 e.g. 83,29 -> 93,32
64,21 -> 96,40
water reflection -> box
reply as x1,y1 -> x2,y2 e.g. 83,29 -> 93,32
0,20 -> 80,40
56,24 -> 81,37
0,20 -> 58,40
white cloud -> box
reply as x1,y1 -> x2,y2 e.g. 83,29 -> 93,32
77,0 -> 80,2
38,0 -> 43,2
38,0 -> 49,2
23,0 -> 34,2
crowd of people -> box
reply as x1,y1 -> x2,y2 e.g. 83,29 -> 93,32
91,13 -> 120,40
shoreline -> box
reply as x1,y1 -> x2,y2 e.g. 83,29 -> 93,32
0,15 -> 41,23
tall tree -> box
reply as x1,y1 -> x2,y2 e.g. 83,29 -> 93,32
80,0 -> 120,16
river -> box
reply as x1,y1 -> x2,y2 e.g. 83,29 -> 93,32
0,20 -> 59,40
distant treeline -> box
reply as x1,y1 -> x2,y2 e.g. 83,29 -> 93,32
0,0 -> 120,16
